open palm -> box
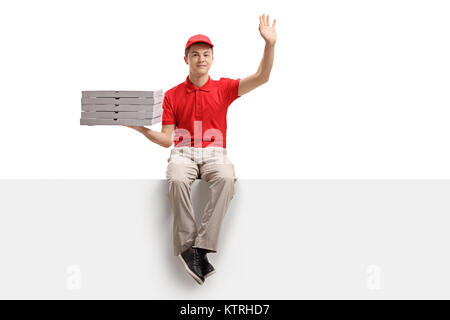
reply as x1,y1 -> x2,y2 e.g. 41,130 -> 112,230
259,14 -> 277,45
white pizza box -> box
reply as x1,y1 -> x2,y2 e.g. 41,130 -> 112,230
80,115 -> 162,126
81,102 -> 162,112
81,96 -> 163,105
81,109 -> 163,119
82,90 -> 164,98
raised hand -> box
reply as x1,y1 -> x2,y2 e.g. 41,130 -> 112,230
259,14 -> 277,46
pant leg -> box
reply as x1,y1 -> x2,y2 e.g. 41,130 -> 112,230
193,148 -> 237,253
166,148 -> 199,256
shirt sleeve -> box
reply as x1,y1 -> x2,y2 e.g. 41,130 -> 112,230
161,93 -> 176,125
220,77 -> 241,108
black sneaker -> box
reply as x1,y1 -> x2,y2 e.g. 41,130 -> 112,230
178,247 -> 204,285
196,248 -> 216,278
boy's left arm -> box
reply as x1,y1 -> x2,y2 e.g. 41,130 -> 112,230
238,14 -> 277,97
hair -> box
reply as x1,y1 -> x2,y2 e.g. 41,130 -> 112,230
185,42 -> 214,58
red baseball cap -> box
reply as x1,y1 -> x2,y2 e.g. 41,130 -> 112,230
185,34 -> 214,51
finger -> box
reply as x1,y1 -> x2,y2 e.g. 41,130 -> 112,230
259,14 -> 263,26
266,14 -> 269,26
272,18 -> 276,28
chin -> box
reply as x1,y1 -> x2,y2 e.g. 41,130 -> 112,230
194,69 -> 208,75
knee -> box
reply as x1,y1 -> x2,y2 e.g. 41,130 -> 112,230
217,174 -> 237,198
214,165 -> 237,185
167,165 -> 190,186
169,176 -> 189,184
216,173 -> 236,185
167,175 -> 190,187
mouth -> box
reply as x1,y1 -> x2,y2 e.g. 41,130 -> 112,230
197,65 -> 207,67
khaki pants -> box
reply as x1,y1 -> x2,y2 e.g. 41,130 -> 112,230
166,147 -> 237,256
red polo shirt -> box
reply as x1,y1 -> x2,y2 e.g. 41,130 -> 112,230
161,75 -> 241,148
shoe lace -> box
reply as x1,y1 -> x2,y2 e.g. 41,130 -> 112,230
193,249 -> 202,267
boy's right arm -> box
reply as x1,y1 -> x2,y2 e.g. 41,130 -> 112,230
126,124 -> 175,148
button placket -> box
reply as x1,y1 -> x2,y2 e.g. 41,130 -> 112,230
194,90 -> 202,147
195,90 -> 202,119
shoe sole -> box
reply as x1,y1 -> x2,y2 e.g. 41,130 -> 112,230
204,269 -> 216,278
178,254 -> 204,285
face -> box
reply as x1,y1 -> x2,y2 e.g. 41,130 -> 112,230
184,43 -> 213,76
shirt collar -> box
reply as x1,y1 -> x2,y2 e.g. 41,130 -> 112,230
184,75 -> 212,93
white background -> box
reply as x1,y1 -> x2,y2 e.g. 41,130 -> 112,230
0,0 -> 449,179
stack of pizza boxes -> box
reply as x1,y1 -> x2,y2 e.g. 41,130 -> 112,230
80,90 -> 163,126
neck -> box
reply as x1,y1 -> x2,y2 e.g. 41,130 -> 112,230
188,73 -> 209,88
